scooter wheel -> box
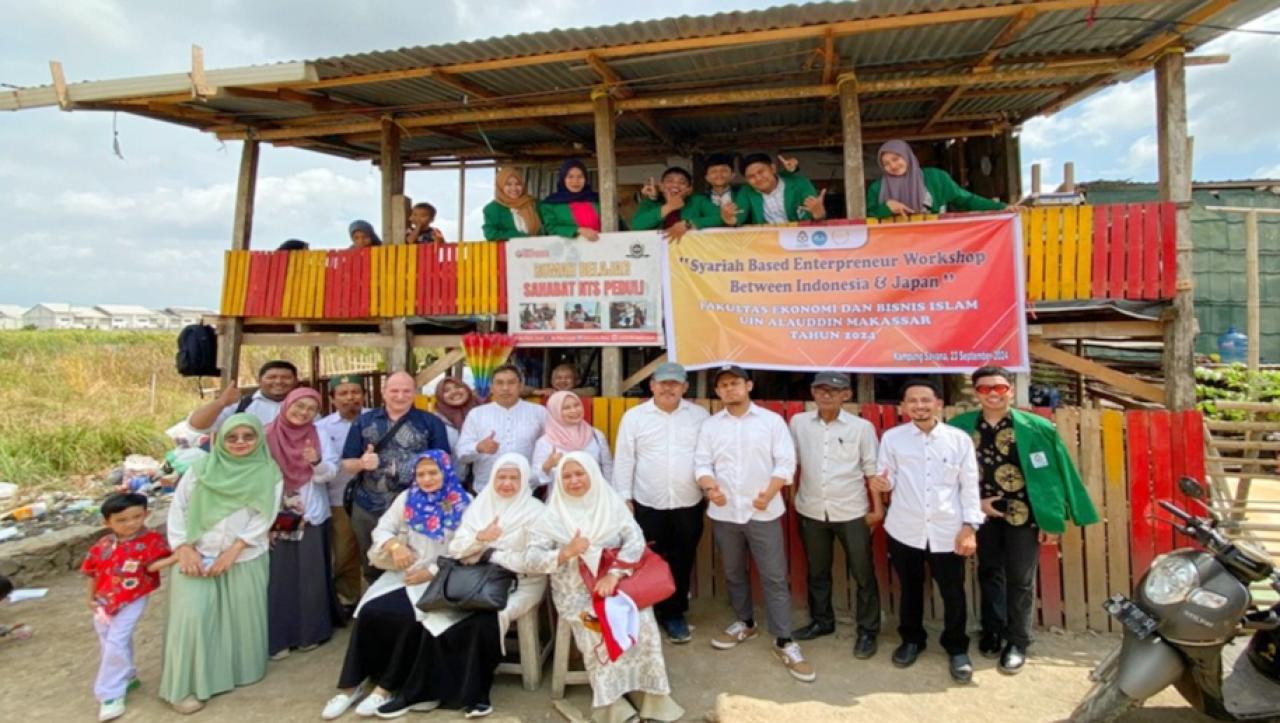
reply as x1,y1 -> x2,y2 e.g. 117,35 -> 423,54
1070,679 -> 1141,722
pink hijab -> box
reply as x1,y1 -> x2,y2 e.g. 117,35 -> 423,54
264,387 -> 323,495
539,390 -> 594,452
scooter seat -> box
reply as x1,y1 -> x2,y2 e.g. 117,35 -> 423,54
1222,638 -> 1280,719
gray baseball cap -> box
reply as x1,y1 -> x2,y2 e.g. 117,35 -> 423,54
811,371 -> 852,389
652,362 -> 688,383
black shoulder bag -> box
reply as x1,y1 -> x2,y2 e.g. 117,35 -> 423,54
415,549 -> 517,613
342,413 -> 412,516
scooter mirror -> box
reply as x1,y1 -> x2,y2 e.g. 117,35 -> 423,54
1179,476 -> 1205,499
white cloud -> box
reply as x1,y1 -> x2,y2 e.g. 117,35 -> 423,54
1254,163 -> 1280,179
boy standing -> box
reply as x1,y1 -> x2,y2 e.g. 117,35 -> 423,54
406,202 -> 446,244
81,493 -> 174,721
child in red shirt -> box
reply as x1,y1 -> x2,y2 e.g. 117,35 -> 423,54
80,493 -> 174,721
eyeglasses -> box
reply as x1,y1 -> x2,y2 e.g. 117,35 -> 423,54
224,432 -> 258,443
975,383 -> 1012,395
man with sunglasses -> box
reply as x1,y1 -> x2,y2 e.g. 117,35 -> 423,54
947,366 -> 1099,675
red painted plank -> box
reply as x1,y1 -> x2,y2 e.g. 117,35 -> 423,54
1160,202 -> 1177,299
1108,205 -> 1127,300
1037,545 -> 1064,629
1149,411 -> 1174,554
265,251 -> 283,316
859,403 -> 881,435
1169,410 -> 1189,522
1127,411 -> 1155,587
1142,203 -> 1160,300
339,250 -> 352,318
1125,204 -> 1144,300
415,244 -> 427,315
1091,204 -> 1109,299
497,241 -> 508,313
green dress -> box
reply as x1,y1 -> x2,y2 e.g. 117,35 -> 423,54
540,200 -> 602,238
630,194 -> 723,231
482,200 -> 539,241
866,167 -> 1006,219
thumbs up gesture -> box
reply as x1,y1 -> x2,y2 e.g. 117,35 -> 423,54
477,517 -> 503,543
217,383 -> 240,407
302,439 -> 320,465
543,448 -> 563,474
641,176 -> 659,201
565,528 -> 589,558
778,153 -> 800,173
360,444 -> 379,471
720,199 -> 740,226
753,489 -> 773,511
660,191 -> 685,217
477,431 -> 500,455
802,188 -> 828,220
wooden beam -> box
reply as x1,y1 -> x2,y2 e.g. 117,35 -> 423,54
1123,0 -> 1238,62
820,29 -> 838,86
414,348 -> 466,387
232,139 -> 259,251
1028,338 -> 1165,404
1156,50 -> 1195,410
923,7 -> 1038,130
838,72 -> 866,219
620,353 -> 669,393
242,332 -> 397,348
584,54 -> 674,147
190,45 -> 214,99
49,61 -> 70,111
1028,319 -> 1165,340
380,118 -> 404,245
594,87 -> 623,399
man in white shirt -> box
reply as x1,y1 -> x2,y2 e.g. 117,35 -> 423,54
187,360 -> 299,434
612,362 -> 710,644
695,365 -> 813,682
456,363 -> 547,491
789,372 -> 884,659
872,378 -> 982,684
315,374 -> 368,610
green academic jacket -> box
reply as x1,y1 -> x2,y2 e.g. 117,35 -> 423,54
540,200 -> 602,238
630,193 -> 723,231
948,409 -> 1100,534
866,167 -> 1006,219
482,200 -> 540,241
730,171 -> 821,225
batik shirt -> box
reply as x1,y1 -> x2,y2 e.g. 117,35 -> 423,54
80,530 -> 171,614
975,415 -> 1036,528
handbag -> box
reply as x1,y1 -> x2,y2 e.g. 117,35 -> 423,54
578,545 -> 675,610
415,549 -> 517,613
270,510 -> 303,533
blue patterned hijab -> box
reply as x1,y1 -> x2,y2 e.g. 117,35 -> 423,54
402,449 -> 470,540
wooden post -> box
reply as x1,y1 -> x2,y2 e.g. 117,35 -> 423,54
1156,49 -> 1195,410
593,87 -> 623,397
1001,128 -> 1022,204
220,139 -> 259,387
1245,210 -> 1260,373
457,159 -> 467,242
838,72 -> 874,403
384,319 -> 411,373
1062,161 -> 1075,192
1030,163 -> 1041,198
380,117 -> 404,245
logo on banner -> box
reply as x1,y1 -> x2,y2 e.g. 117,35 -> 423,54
779,225 -> 867,251
626,243 -> 650,259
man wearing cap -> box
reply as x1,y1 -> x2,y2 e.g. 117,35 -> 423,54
789,372 -> 884,659
695,365 -> 813,682
612,362 -> 710,644
317,374 -> 369,610
721,153 -> 827,226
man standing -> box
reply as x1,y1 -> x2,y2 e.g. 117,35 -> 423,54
721,153 -> 827,226
789,372 -> 883,659
456,363 -> 546,491
948,366 -> 1099,674
612,362 -> 710,644
695,366 -> 813,682
187,360 -> 299,432
872,378 -> 981,683
340,371 -> 450,582
316,374 -> 369,610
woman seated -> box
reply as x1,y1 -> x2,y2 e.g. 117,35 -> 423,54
372,454 -> 549,719
532,391 -> 613,489
483,167 -> 543,241
865,139 -> 1007,219
320,450 -> 470,720
161,414 -> 283,714
524,452 -> 683,723
348,220 -> 382,248
541,159 -> 601,241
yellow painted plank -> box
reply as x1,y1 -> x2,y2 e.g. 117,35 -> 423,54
281,252 -> 299,317
369,244 -> 381,316
309,251 -> 324,317
1077,205 -> 1094,299
1080,409 -> 1109,632
484,241 -> 496,313
1060,206 -> 1078,301
608,397 -> 627,452
221,251 -> 234,315
591,397 -> 610,437
393,244 -> 405,316
232,251 -> 249,315
1027,207 -> 1045,301
1044,207 -> 1062,300
1102,409 -> 1130,629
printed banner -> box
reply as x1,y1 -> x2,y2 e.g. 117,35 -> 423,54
506,231 -> 664,346
663,216 -> 1028,372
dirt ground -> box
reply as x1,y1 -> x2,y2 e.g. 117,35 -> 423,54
0,570 -> 1207,723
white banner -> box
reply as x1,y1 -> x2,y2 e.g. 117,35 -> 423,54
505,231 -> 665,347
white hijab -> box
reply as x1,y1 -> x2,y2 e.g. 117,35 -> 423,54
540,450 -> 633,574
451,453 -> 544,556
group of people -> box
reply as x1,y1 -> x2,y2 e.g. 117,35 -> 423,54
79,354 -> 1097,721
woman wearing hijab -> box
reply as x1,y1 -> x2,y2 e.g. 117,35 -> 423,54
865,139 -> 1007,219
532,390 -> 612,488
524,452 -> 683,723
321,450 -> 471,720
483,166 -> 544,241
541,159 -> 602,241
262,387 -> 341,660
433,376 -> 479,484
160,414 -> 284,714
373,454 -> 549,719
349,219 -> 382,248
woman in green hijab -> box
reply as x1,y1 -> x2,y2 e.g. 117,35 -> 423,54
160,414 -> 283,714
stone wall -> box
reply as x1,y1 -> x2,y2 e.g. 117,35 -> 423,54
0,504 -> 168,583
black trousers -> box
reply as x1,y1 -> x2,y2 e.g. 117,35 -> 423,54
977,519 -> 1041,648
798,515 -> 880,634
632,499 -> 705,621
888,535 -> 970,655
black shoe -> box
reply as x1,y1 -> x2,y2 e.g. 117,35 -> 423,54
978,631 -> 1003,659
375,697 -> 440,720
892,642 -> 921,668
949,653 -> 974,684
853,632 -> 878,660
998,643 -> 1026,675
792,621 -> 835,641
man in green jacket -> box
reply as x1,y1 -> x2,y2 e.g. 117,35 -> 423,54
947,366 -> 1099,675
631,166 -> 723,241
723,153 -> 828,226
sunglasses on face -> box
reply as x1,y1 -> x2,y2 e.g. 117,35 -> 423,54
975,384 -> 1012,395
224,432 -> 258,443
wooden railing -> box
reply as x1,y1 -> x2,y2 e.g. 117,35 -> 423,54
219,202 -> 1178,319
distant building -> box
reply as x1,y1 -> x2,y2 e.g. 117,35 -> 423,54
94,304 -> 167,330
15,302 -> 213,331
0,305 -> 25,330
161,306 -> 215,329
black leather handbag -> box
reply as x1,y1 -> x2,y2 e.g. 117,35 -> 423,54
415,549 -> 517,613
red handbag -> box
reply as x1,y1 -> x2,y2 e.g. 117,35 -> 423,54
578,545 -> 676,610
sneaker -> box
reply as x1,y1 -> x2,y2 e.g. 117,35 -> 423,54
710,621 -> 758,650
774,641 -> 817,682
662,616 -> 693,644
126,678 -> 141,694
98,698 -> 126,721
171,697 -> 205,715
322,686 -> 368,720
465,704 -> 494,719
269,648 -> 291,661
374,697 -> 439,719
978,631 -> 1003,659
298,643 -> 321,652
355,692 -> 389,717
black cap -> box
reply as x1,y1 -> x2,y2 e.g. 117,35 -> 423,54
713,364 -> 750,384
811,372 -> 852,390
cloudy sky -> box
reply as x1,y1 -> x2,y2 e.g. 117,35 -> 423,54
2,1 -> 1278,310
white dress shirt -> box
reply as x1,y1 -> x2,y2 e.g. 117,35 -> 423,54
878,421 -> 982,552
456,400 -> 547,490
531,428 -> 613,488
190,390 -> 282,434
762,178 -> 788,224
612,399 -> 710,509
167,469 -> 282,563
790,409 -> 878,523
694,403 -> 796,524
317,408 -> 368,507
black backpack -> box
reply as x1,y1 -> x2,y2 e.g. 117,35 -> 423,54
176,324 -> 221,377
